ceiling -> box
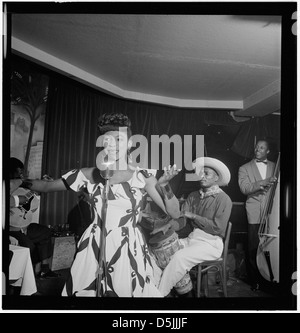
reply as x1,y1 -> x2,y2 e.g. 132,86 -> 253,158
10,14 -> 282,117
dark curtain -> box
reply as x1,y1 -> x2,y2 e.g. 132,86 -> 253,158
40,74 -> 280,227
231,115 -> 280,161
40,79 -> 102,226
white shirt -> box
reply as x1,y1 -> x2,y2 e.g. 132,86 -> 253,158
255,160 -> 267,179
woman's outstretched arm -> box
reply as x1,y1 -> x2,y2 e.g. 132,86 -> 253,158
20,178 -> 67,193
143,165 -> 181,219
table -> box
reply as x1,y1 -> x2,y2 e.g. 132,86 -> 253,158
9,245 -> 37,296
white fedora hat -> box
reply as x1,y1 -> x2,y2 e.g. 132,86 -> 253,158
192,157 -> 231,186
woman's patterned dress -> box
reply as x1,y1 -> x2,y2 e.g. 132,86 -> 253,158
61,168 -> 162,297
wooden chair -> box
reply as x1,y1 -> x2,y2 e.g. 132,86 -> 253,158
196,222 -> 232,297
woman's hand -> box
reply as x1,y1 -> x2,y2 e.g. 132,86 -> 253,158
157,164 -> 181,186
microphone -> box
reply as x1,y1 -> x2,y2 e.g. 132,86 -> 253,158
100,156 -> 114,179
100,144 -> 115,180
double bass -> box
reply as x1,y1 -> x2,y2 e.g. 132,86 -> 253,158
256,152 -> 280,283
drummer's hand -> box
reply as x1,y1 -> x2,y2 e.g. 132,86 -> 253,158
182,209 -> 194,220
157,164 -> 181,186
150,222 -> 172,235
184,211 -> 194,219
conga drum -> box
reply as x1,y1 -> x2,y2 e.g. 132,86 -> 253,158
148,228 -> 193,295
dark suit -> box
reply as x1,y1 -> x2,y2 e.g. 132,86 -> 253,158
238,159 -> 275,285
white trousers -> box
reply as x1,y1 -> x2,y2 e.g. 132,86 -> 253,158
158,228 -> 223,296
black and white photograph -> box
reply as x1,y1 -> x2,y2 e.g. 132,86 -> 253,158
1,1 -> 297,314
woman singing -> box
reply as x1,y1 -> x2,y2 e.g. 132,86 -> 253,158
20,113 -> 180,297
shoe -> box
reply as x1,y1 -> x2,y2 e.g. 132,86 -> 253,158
37,270 -> 61,279
31,291 -> 43,296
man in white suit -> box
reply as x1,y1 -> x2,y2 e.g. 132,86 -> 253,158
238,139 -> 277,291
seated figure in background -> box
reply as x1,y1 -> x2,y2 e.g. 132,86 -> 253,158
9,157 -> 59,279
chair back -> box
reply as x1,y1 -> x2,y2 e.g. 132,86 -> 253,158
222,222 -> 232,261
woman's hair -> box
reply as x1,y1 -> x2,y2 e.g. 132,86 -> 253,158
97,113 -> 132,137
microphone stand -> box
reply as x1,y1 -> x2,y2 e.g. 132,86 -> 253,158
96,164 -> 114,297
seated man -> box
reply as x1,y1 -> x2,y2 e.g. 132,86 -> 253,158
9,157 -> 59,279
157,157 -> 233,297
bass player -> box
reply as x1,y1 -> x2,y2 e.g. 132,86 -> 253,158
238,139 -> 277,292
